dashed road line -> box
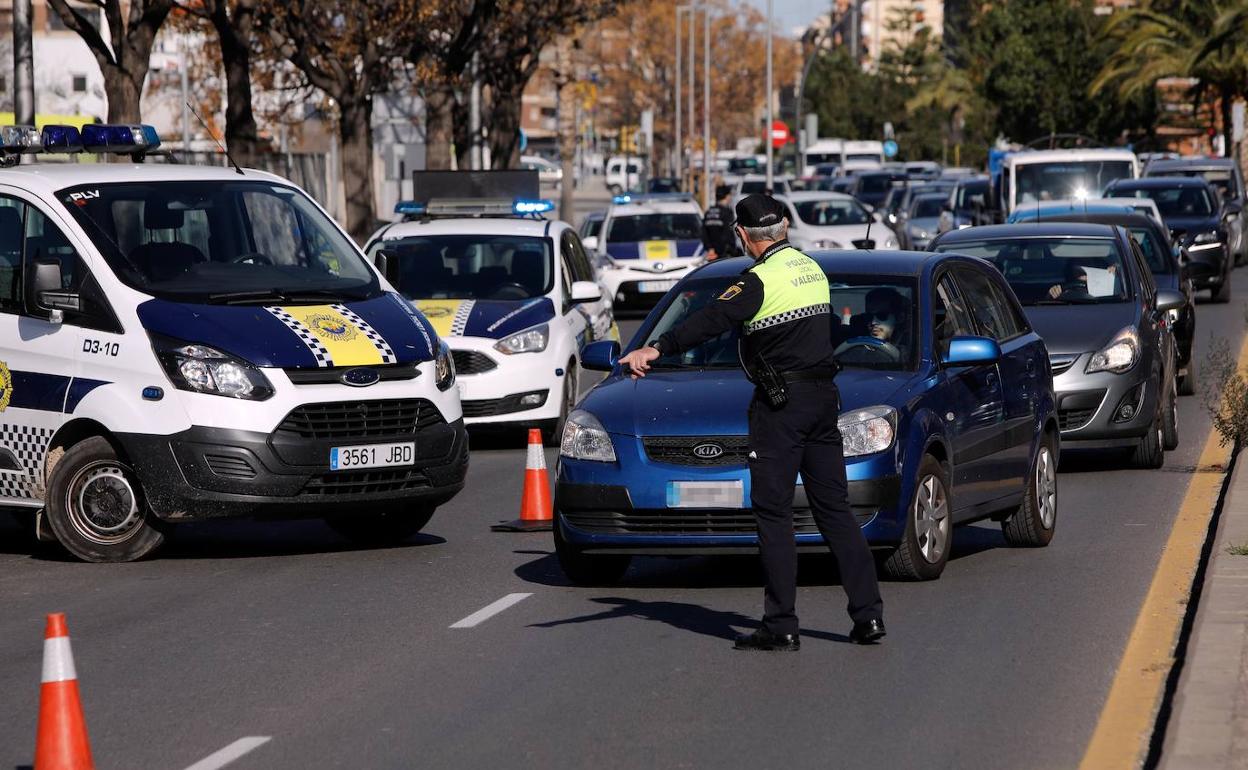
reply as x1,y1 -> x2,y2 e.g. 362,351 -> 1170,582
182,736 -> 271,770
450,592 -> 532,628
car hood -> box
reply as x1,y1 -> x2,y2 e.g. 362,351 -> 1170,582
412,297 -> 555,340
1021,302 -> 1138,355
136,292 -> 438,368
1165,215 -> 1219,236
582,367 -> 912,436
605,240 -> 704,260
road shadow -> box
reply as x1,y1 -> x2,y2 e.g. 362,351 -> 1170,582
155,519 -> 447,560
466,425 -> 536,452
529,596 -> 853,644
1058,448 -> 1225,476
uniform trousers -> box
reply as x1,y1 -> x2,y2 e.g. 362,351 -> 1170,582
747,379 -> 884,635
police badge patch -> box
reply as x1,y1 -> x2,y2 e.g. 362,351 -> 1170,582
719,283 -> 744,301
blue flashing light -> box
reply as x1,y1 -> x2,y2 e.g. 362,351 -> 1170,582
395,200 -> 427,216
42,125 -> 83,153
80,123 -> 161,154
612,194 -> 633,205
513,198 -> 555,215
140,125 -> 162,149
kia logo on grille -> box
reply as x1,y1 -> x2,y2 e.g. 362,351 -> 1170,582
341,368 -> 380,387
692,442 -> 725,459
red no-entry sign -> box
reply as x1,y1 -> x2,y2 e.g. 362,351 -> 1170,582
769,121 -> 790,149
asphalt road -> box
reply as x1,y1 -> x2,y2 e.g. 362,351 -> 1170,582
2,269 -> 1247,769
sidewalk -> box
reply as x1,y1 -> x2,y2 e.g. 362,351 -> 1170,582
1160,449 -> 1248,769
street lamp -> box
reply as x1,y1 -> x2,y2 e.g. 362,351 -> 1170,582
765,0 -> 773,191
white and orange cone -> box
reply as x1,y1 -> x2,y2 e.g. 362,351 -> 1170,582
35,613 -> 94,770
492,428 -> 554,532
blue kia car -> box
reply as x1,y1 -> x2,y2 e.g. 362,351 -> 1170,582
556,251 -> 1059,583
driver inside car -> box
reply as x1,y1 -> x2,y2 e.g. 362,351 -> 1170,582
834,287 -> 909,363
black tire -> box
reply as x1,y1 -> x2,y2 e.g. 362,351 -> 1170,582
1212,275 -> 1232,303
1162,373 -> 1179,450
44,436 -> 165,563
883,455 -> 951,581
326,505 -> 435,545
1130,399 -> 1165,469
1002,433 -> 1057,547
1178,356 -> 1196,396
543,363 -> 577,447
554,518 -> 631,585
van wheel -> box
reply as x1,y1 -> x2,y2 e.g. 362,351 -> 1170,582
1002,434 -> 1057,547
1130,400 -> 1165,469
883,455 -> 951,581
555,518 -> 631,585
326,506 -> 435,545
44,437 -> 165,563
1162,374 -> 1179,450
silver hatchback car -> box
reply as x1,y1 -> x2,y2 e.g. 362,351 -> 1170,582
931,223 -> 1185,467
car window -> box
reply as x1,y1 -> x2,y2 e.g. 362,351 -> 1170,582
1115,186 -> 1214,217
1128,238 -> 1155,299
791,198 -> 869,226
567,233 -> 595,282
605,213 -> 702,242
1129,226 -> 1172,274
912,197 -> 945,219
0,197 -> 27,314
934,237 -> 1129,305
933,273 -> 977,357
954,266 -> 1022,341
25,206 -> 80,295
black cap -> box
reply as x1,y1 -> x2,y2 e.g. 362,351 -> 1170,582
734,193 -> 786,228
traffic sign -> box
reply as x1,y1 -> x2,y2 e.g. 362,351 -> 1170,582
770,121 -> 791,149
883,139 -> 898,158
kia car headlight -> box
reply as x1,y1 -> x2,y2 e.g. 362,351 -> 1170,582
435,342 -> 456,391
494,323 -> 549,355
560,409 -> 617,462
1086,326 -> 1139,374
839,405 -> 897,457
152,334 -> 274,400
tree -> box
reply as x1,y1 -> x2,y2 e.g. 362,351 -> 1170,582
47,0 -> 176,123
261,0 -> 432,241
418,1 -> 494,170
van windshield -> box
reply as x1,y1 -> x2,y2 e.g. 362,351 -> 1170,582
1014,160 -> 1134,206
605,213 -> 702,242
59,181 -> 379,304
366,234 -> 553,300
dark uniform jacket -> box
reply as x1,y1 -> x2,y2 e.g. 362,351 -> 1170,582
702,203 -> 740,258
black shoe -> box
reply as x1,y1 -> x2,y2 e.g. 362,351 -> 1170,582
850,618 -> 886,644
733,628 -> 800,651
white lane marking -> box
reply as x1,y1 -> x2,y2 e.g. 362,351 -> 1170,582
450,592 -> 533,628
182,737 -> 271,770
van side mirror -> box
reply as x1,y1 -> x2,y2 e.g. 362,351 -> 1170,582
29,259 -> 80,322
570,281 -> 601,304
580,340 -> 620,371
942,335 -> 1001,367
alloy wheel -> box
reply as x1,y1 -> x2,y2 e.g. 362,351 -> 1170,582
1035,446 -> 1057,530
914,474 -> 950,564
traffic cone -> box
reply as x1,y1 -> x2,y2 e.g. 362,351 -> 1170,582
34,613 -> 94,770
491,429 -> 553,532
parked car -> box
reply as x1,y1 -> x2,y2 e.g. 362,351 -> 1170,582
904,161 -> 943,181
932,223 -> 1183,466
1004,209 -> 1196,395
1144,157 -> 1247,266
950,176 -> 991,226
1105,177 -> 1234,302
520,155 -> 563,186
775,192 -> 898,251
901,194 -> 950,250
557,250 -> 1060,583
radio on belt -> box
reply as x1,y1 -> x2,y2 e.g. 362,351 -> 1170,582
0,124 -> 467,563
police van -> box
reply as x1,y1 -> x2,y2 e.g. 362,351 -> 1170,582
364,171 -> 615,442
588,193 -> 706,311
0,125 -> 467,562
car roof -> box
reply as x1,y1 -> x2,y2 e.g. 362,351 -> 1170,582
370,216 -> 559,242
690,250 -> 942,280
1109,177 -> 1211,189
1013,201 -> 1136,218
777,191 -> 858,203
607,200 -> 701,215
1146,158 -> 1237,172
0,161 -> 291,196
1025,210 -> 1161,230
934,222 -> 1121,243
1005,148 -> 1138,164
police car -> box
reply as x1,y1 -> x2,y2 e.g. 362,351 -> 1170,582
0,125 -> 466,562
591,193 -> 705,311
364,172 -> 615,441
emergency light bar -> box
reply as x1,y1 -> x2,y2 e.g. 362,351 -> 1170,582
612,192 -> 696,205
0,123 -> 162,156
394,197 -> 555,220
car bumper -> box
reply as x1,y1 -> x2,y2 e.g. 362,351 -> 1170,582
119,417 -> 469,521
599,263 -> 696,309
1051,355 -> 1157,447
450,338 -> 567,426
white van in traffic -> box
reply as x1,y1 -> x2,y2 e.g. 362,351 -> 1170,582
0,124 -> 467,562
605,156 -> 643,195
1002,148 -> 1139,215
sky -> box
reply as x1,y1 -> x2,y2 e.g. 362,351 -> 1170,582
744,0 -> 827,35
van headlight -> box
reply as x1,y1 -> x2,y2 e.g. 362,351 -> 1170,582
1086,326 -> 1139,374
435,342 -> 456,391
152,334 -> 274,400
494,323 -> 549,355
560,409 -> 617,462
839,405 -> 897,457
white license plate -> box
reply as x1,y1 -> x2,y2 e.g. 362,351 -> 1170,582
638,279 -> 679,293
667,480 -> 745,508
329,442 -> 415,471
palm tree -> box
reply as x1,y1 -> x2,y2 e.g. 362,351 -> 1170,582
1091,0 -> 1248,156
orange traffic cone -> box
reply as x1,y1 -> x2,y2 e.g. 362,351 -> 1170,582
491,428 -> 554,532
35,613 -> 93,770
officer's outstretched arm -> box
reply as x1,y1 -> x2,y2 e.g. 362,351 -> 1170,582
655,273 -> 764,356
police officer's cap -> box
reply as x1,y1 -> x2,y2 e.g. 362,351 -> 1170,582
735,193 -> 786,228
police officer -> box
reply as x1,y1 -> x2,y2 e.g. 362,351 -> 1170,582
619,194 -> 885,651
701,185 -> 740,260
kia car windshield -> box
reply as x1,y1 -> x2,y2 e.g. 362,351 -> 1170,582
366,234 -> 553,300
59,181 -> 379,303
792,198 -> 870,226
645,276 -> 918,371
605,213 -> 702,243
935,237 -> 1130,305
1015,160 -> 1134,205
